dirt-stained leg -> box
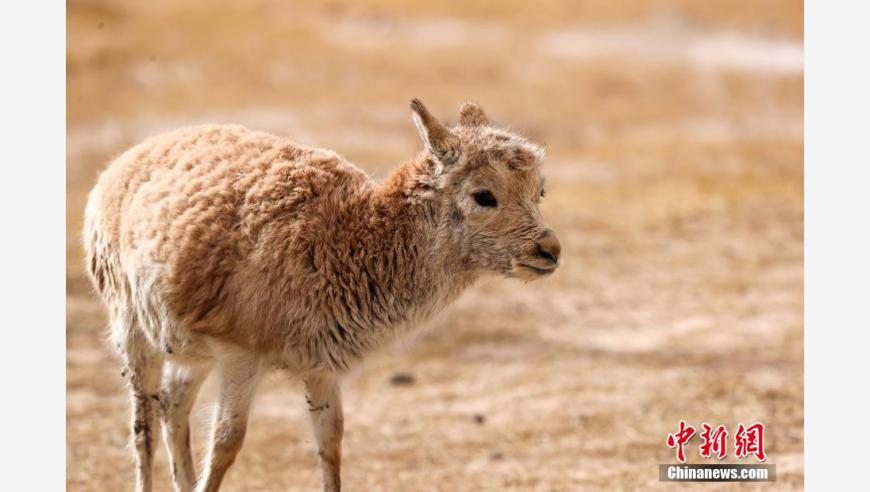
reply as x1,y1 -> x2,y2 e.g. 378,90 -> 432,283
305,375 -> 344,492
160,362 -> 212,492
195,350 -> 262,492
118,321 -> 164,492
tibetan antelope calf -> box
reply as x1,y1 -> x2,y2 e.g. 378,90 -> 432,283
84,99 -> 561,492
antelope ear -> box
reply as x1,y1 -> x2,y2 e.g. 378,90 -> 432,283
459,101 -> 490,127
410,98 -> 461,168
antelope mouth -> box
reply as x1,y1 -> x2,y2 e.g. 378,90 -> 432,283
518,263 -> 557,275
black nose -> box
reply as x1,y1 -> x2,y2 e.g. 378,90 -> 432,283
536,229 -> 561,264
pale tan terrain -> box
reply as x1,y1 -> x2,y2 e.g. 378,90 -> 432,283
67,1 -> 803,490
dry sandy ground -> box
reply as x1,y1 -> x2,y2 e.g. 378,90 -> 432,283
67,1 -> 803,490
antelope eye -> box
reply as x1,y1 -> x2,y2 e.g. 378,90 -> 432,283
540,189 -> 546,198
472,190 -> 498,208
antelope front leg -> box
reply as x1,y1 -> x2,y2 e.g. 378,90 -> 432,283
196,351 -> 263,492
305,375 -> 344,492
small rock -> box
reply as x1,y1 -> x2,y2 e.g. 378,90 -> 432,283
389,372 -> 415,386
490,451 -> 504,460
473,414 -> 486,425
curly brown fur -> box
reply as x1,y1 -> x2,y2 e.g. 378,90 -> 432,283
84,99 -> 561,492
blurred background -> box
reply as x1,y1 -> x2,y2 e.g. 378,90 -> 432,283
67,1 -> 803,490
